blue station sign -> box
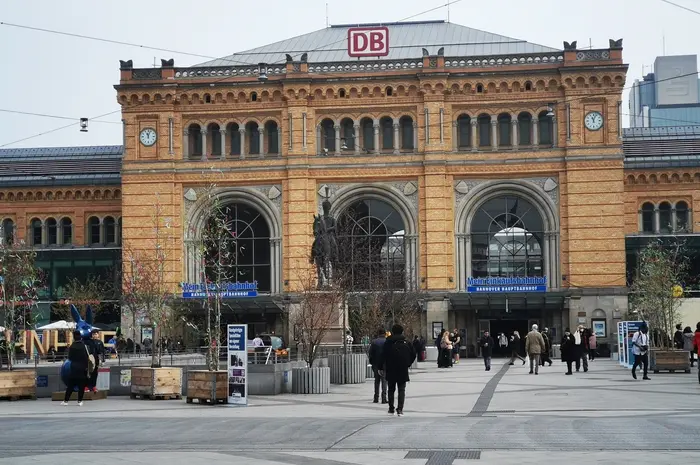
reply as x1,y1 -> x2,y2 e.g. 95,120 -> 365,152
181,281 -> 258,298
467,276 -> 547,293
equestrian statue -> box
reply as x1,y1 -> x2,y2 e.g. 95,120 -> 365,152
311,198 -> 339,288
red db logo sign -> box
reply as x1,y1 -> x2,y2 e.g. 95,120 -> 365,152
348,27 -> 389,57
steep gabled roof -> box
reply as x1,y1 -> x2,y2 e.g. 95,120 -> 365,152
195,20 -> 559,67
0,145 -> 122,187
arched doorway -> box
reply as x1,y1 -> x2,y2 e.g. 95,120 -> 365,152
201,203 -> 271,293
336,199 -> 406,290
470,196 -> 544,278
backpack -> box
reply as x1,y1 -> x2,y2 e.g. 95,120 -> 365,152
391,339 -> 414,369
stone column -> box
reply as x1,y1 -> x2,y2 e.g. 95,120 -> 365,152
183,129 -> 190,158
238,127 -> 246,159
99,218 -> 105,245
532,118 -> 539,148
491,117 -> 498,151
470,120 -> 478,152
353,123 -> 361,155
200,128 -> 208,159
552,115 -> 558,148
654,208 -> 660,233
316,125 -> 322,154
464,235 -> 472,288
334,124 -> 341,155
543,232 -> 551,287
511,119 -> 518,151
259,127 -> 266,157
452,121 -> 458,152
219,128 -> 227,159
413,122 -> 418,153
373,121 -> 380,154
393,120 -> 400,154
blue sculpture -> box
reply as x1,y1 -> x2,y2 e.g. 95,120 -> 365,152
60,304 -> 95,391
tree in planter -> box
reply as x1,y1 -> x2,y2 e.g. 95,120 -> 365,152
293,268 -> 349,368
121,199 -> 175,368
629,240 -> 688,350
0,234 -> 40,370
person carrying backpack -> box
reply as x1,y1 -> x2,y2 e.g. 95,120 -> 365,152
379,324 -> 416,417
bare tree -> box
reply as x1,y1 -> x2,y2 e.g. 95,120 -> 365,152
292,268 -> 348,368
0,233 -> 40,370
56,276 -> 109,321
629,240 -> 688,350
121,198 -> 174,367
350,285 -> 424,342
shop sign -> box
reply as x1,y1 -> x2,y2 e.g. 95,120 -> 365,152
467,276 -> 547,293
348,27 -> 389,57
181,281 -> 258,298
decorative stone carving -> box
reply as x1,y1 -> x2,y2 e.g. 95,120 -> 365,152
453,179 -> 485,206
454,180 -> 470,195
402,181 -> 417,196
253,185 -> 283,211
318,184 -> 331,198
543,178 -> 558,192
184,188 -> 197,202
268,186 -> 281,200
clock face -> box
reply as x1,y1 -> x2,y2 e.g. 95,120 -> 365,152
584,111 -> 604,131
139,128 -> 157,146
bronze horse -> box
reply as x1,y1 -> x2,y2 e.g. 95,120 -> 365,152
311,213 -> 338,288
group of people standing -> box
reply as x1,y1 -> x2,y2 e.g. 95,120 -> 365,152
436,328 -> 462,368
62,329 -> 105,405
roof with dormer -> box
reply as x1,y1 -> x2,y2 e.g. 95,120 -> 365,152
195,20 -> 560,68
0,145 -> 122,187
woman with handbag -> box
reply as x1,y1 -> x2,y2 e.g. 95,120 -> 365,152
62,331 -> 91,406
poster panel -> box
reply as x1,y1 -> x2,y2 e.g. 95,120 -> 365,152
227,324 -> 248,406
617,322 -> 624,366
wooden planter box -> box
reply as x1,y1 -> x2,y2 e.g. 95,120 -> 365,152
186,370 -> 227,405
0,370 -> 36,401
650,349 -> 691,373
130,367 -> 182,400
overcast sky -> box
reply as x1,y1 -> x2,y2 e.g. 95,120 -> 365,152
1,0 -> 698,148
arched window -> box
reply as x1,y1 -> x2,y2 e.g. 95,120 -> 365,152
340,118 -> 355,151
104,216 -> 116,244
477,114 -> 491,147
208,123 -> 221,157
518,113 -> 532,145
1,218 -> 14,244
188,124 -> 202,158
203,203 -> 271,293
265,121 -> 279,154
676,201 -> 689,232
337,199 -> 406,290
61,217 -> 72,245
246,122 -> 260,155
399,116 -> 414,150
361,118 -> 375,152
498,114 -> 511,147
471,196 -> 544,278
321,119 -> 335,152
46,218 -> 58,245
538,111 -> 554,146
30,218 -> 43,246
88,216 -> 101,245
641,202 -> 654,233
457,114 -> 471,148
380,116 -> 394,150
227,122 -> 241,156
659,202 -> 672,233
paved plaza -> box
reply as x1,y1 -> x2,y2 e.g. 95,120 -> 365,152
1,359 -> 699,464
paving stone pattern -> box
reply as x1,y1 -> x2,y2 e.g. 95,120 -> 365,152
1,359 -> 699,464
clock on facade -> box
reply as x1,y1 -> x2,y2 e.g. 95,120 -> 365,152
139,128 -> 157,146
584,111 -> 604,131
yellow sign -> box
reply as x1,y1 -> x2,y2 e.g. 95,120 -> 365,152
672,285 -> 683,298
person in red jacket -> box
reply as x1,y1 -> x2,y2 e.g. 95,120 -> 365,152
694,323 -> 700,384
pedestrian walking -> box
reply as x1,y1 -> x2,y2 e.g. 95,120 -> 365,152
380,324 -> 416,417
573,325 -> 589,372
631,323 -> 651,380
525,324 -> 546,375
479,330 -> 494,371
682,326 -> 694,367
87,330 -> 105,392
450,329 -> 461,364
674,324 -> 684,350
62,331 -> 90,406
368,328 -> 387,404
694,323 -> 700,384
540,327 -> 553,366
561,328 -> 576,375
588,331 -> 597,361
508,331 -> 526,366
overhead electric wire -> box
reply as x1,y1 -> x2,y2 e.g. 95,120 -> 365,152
0,108 -> 121,124
659,0 -> 700,16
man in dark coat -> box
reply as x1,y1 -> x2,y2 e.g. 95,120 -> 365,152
380,324 -> 416,417
540,327 -> 553,367
368,328 -> 387,404
561,328 -> 576,375
87,329 -> 105,392
479,330 -> 494,371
